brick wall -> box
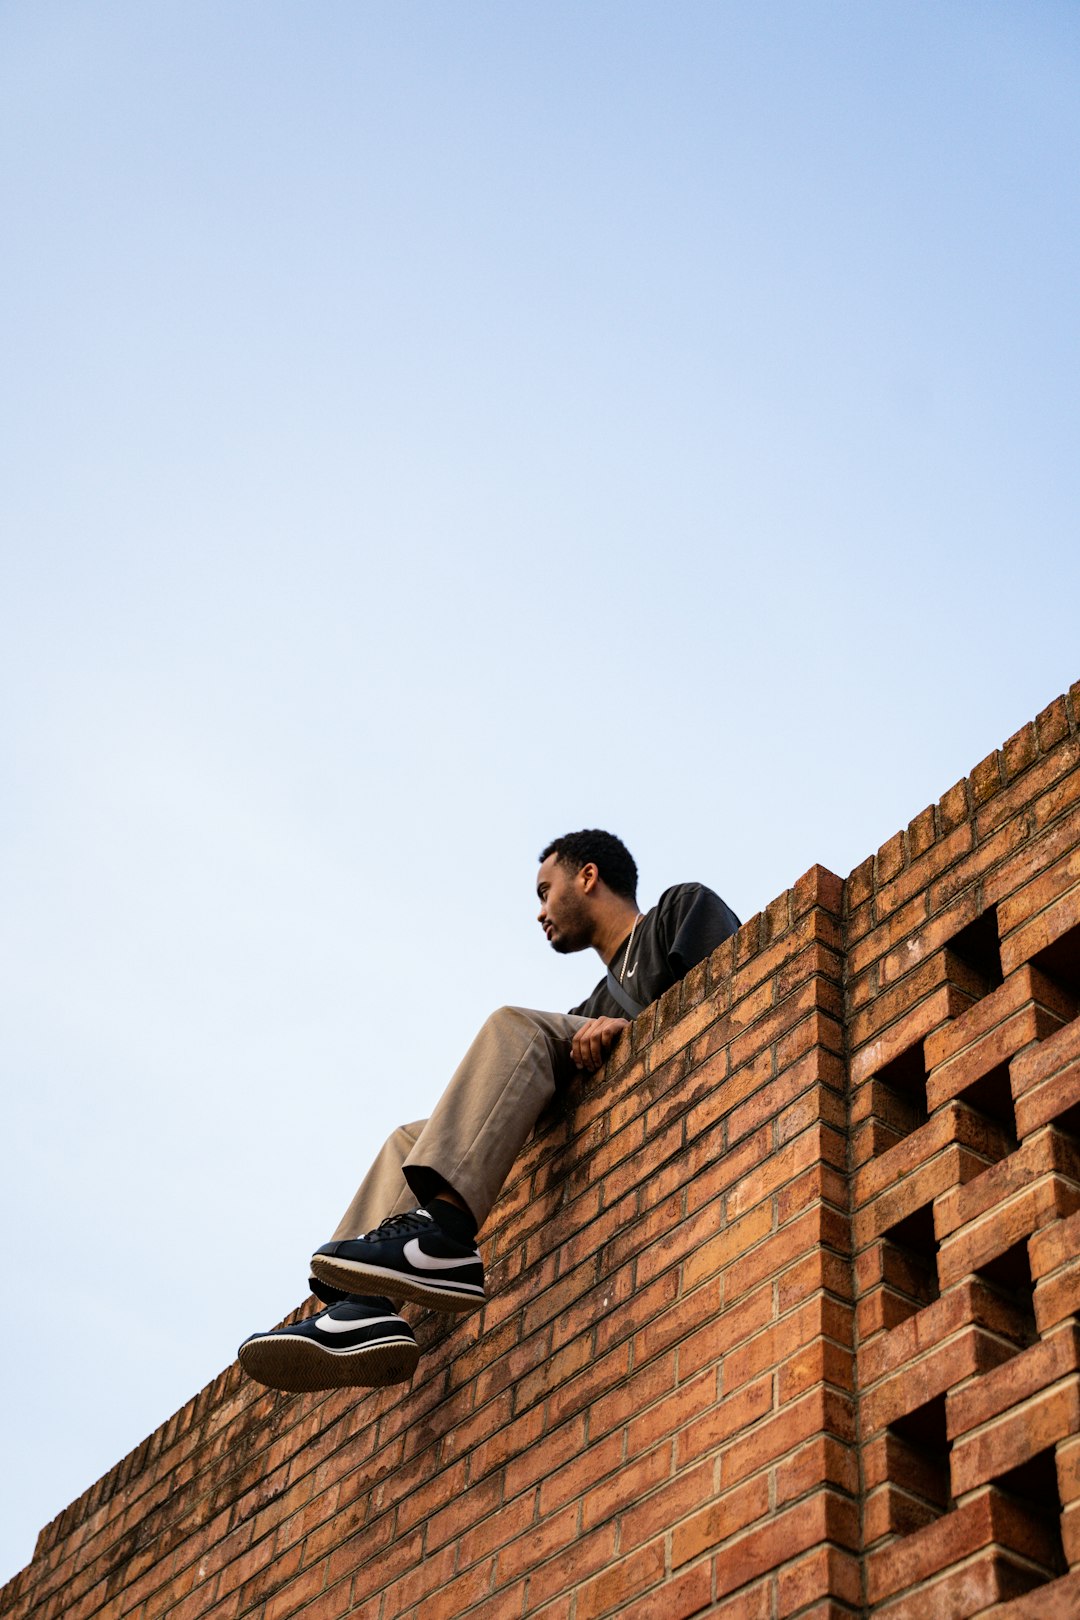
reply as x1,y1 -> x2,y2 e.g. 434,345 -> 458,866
847,686 -> 1080,1617
4,681 -> 1079,1620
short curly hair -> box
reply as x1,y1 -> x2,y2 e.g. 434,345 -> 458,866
537,829 -> 638,902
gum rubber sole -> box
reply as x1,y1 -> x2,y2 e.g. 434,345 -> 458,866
309,1253 -> 485,1314
238,1333 -> 420,1393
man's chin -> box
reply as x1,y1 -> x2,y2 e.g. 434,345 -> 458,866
549,935 -> 586,956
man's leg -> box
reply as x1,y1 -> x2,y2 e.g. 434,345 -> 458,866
330,1121 -> 428,1240
400,1006 -> 587,1226
311,1006 -> 587,1305
240,1007 -> 587,1390
237,1120 -> 429,1393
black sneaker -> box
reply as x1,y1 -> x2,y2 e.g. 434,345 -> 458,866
238,1295 -> 419,1392
310,1209 -> 486,1313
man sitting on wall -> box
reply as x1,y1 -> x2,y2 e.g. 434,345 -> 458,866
239,829 -> 740,1392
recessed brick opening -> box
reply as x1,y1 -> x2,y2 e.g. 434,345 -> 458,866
974,1240 -> 1038,1347
887,1394 -> 953,1525
958,1060 -> 1019,1149
1051,1100 -> 1080,1141
994,1447 -> 1068,1581
1030,921 -> 1080,1003
871,1041 -> 928,1153
948,906 -> 1004,992
879,1203 -> 940,1323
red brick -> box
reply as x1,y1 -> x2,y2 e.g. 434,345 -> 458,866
678,1198 -> 774,1294
1034,1257 -> 1080,1333
723,1297 -> 834,1394
873,822 -> 974,924
868,1487 -> 1060,1605
540,1438 -> 660,1522
938,779 -> 971,833
1056,1432 -> 1080,1506
574,1542 -> 665,1620
1000,860 -> 1080,976
726,1124 -> 846,1222
855,1101 -> 1013,1211
850,981 -> 977,1087
516,1522 -> 616,1610
983,786 -> 1080,905
971,749 -> 1005,806
724,1203 -> 849,1306
724,906 -> 842,1012
853,1142 -> 991,1249
1013,1017 -> 1080,1138
675,1374 -> 776,1469
776,1160 -> 849,1228
874,1550 -> 1041,1618
859,891 -> 951,987
859,1277 -> 1035,1390
1002,721 -> 1039,781
927,963 -> 1075,1068
1037,696 -> 1072,751
664,1472 -> 772,1571
850,938 -> 984,1031
1029,1206 -> 1080,1282
625,1368 -> 718,1460
715,1387 -> 856,1486
908,804 -> 937,860
542,1340 -> 633,1433
707,1492 -> 859,1597
774,1435 -> 859,1506
673,1282 -> 771,1381
951,1376 -> 1080,1495
777,1333 -> 856,1405
502,1413 -> 586,1501
706,1576 -> 774,1620
776,1543 -> 862,1615
947,1323 -> 1080,1438
617,1459 -> 717,1554
728,1046 -> 844,1149
862,1324 -> 1018,1436
863,1482 -> 941,1545
847,859 -> 874,912
937,1171 -> 1080,1288
793,864 -> 844,917
936,1126 -> 1080,1239
614,1559 -> 713,1620
877,829 -> 906,884
978,1568 -> 1080,1618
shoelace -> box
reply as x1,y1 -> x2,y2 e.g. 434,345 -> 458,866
363,1209 -> 431,1241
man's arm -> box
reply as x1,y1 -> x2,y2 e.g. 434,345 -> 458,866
571,1016 -> 630,1073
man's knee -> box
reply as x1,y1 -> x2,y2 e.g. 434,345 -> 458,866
487,1003 -> 529,1024
385,1121 -> 425,1158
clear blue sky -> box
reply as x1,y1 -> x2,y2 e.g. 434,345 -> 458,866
1,0 -> 1078,1584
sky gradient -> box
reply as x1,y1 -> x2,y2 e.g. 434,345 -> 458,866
1,0 -> 1078,1584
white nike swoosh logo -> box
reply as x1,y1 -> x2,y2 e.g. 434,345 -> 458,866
319,1314 -> 401,1334
403,1238 -> 479,1271
626,966 -> 638,977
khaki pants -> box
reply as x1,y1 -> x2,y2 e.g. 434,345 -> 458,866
332,1006 -> 589,1237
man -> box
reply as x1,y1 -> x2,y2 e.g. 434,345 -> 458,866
239,829 -> 739,1393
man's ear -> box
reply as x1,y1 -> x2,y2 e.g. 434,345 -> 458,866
578,862 -> 600,894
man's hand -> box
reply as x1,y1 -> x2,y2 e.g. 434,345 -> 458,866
571,1016 -> 631,1074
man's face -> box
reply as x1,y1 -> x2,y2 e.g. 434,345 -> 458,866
536,853 -> 593,954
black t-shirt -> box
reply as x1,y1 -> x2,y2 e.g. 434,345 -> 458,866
570,883 -> 741,1020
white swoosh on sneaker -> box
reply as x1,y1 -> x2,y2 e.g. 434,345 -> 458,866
403,1238 -> 479,1271
319,1314 -> 401,1334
